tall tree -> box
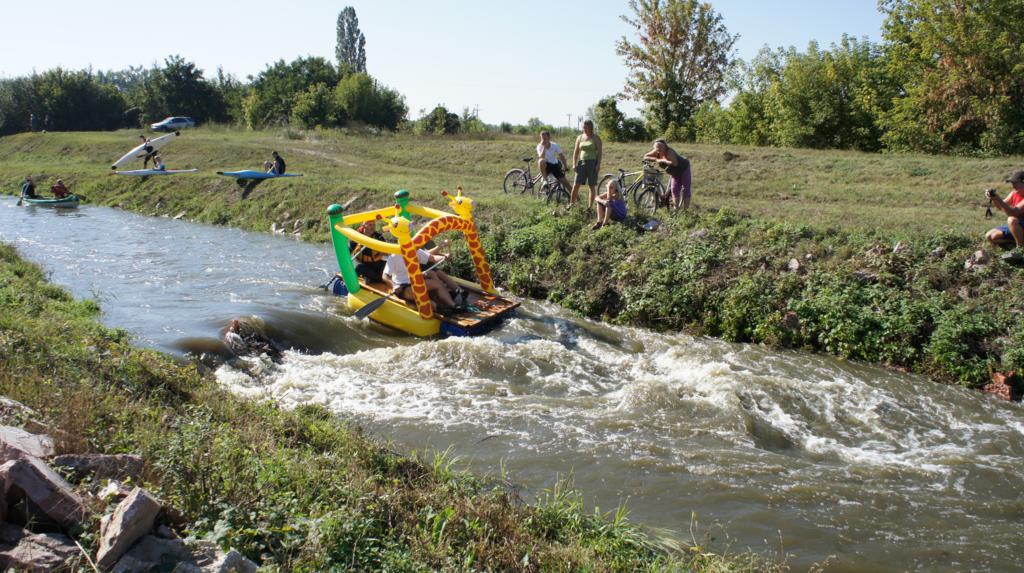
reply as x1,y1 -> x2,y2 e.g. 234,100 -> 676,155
616,0 -> 738,135
879,0 -> 1024,154
336,7 -> 367,74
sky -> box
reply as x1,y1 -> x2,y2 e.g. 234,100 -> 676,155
0,0 -> 885,126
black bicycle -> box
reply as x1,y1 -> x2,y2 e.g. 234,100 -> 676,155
503,157 -> 570,204
598,161 -> 670,216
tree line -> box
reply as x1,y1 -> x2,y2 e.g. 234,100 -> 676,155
599,0 -> 1024,156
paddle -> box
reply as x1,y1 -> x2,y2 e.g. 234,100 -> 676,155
354,255 -> 448,320
16,192 -> 23,207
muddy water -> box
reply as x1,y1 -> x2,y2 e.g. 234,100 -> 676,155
3,198 -> 1022,572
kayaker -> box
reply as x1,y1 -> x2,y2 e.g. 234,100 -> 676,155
351,221 -> 387,283
383,240 -> 465,313
592,178 -> 627,230
51,179 -> 69,199
644,139 -> 692,210
20,176 -> 37,199
984,170 -> 1024,262
270,151 -> 286,175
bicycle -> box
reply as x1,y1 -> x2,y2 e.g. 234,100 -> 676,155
598,161 -> 671,216
503,156 -> 570,204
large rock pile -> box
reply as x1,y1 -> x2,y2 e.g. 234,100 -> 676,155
0,397 -> 257,572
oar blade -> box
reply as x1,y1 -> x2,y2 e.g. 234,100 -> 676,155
354,295 -> 390,320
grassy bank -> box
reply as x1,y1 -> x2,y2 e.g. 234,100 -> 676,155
0,242 -> 775,571
2,128 -> 1022,386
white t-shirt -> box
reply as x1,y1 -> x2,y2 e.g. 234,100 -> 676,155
384,249 -> 431,286
536,142 -> 562,164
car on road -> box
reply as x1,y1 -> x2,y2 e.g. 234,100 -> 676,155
151,116 -> 195,132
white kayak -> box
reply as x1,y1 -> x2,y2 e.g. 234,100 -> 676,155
111,132 -> 179,170
115,168 -> 198,177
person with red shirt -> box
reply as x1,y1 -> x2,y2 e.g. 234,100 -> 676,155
50,179 -> 70,199
985,170 -> 1024,262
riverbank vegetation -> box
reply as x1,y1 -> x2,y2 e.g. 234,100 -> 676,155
0,242 -> 777,570
2,128 -> 1022,388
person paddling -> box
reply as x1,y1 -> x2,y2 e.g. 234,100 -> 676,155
51,179 -> 70,199
20,176 -> 37,199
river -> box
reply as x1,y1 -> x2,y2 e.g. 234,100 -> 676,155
2,198 -> 1022,572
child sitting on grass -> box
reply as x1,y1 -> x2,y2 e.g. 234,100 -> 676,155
592,179 -> 627,230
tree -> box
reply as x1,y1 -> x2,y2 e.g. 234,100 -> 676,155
292,83 -> 343,128
616,0 -> 738,135
879,0 -> 1024,154
594,97 -> 627,141
245,57 -> 339,127
334,73 -> 407,130
417,105 -> 461,135
336,7 -> 367,74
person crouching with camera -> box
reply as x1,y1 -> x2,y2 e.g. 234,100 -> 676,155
985,170 -> 1024,263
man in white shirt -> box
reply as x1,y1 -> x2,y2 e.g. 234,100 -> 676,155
382,241 -> 463,311
537,131 -> 569,191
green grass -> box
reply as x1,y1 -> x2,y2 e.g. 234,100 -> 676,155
0,127 -> 1017,239
0,242 -> 779,571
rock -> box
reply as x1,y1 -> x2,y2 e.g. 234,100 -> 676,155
852,269 -> 879,284
155,524 -> 179,539
0,457 -> 87,529
187,540 -> 258,573
804,253 -> 814,261
722,151 -> 739,162
51,454 -> 143,482
0,425 -> 55,461
0,529 -> 78,572
690,228 -> 709,239
0,398 -> 40,428
964,249 -> 990,271
111,536 -> 190,573
930,246 -> 946,259
173,211 -> 186,220
97,487 -> 163,569
787,258 -> 801,272
892,241 -> 909,255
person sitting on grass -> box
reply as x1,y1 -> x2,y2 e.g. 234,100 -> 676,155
985,170 -> 1024,262
152,152 -> 167,171
270,151 -> 286,175
592,179 -> 627,230
50,179 -> 70,199
20,176 -> 37,199
383,239 -> 466,314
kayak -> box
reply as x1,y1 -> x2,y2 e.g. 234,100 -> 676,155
22,194 -> 79,208
217,170 -> 303,180
326,188 -> 519,337
115,168 -> 198,177
111,132 -> 179,170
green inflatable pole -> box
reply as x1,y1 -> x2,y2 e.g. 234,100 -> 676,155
327,204 -> 361,294
395,189 -> 412,220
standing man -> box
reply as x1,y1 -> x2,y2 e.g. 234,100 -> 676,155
270,151 -> 286,175
985,170 -> 1024,262
139,135 -> 157,169
537,131 -> 569,192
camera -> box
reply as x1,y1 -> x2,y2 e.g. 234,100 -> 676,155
986,188 -> 997,199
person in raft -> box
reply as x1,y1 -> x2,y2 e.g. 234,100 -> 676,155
269,151 -> 286,175
643,139 -> 692,210
139,135 -> 157,169
50,179 -> 70,199
984,170 -> 1024,263
570,119 -> 603,209
537,131 -> 570,192
350,220 -> 387,283
383,239 -> 466,314
20,176 -> 37,199
592,179 -> 628,230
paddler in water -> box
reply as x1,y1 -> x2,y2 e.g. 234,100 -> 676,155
382,239 -> 466,315
50,178 -> 70,199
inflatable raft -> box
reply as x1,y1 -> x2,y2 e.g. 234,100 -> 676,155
326,189 -> 519,337
22,194 -> 80,208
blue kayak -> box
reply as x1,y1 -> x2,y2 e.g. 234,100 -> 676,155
216,170 -> 303,180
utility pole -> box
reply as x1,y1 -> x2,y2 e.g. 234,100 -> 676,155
567,113 -> 571,129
